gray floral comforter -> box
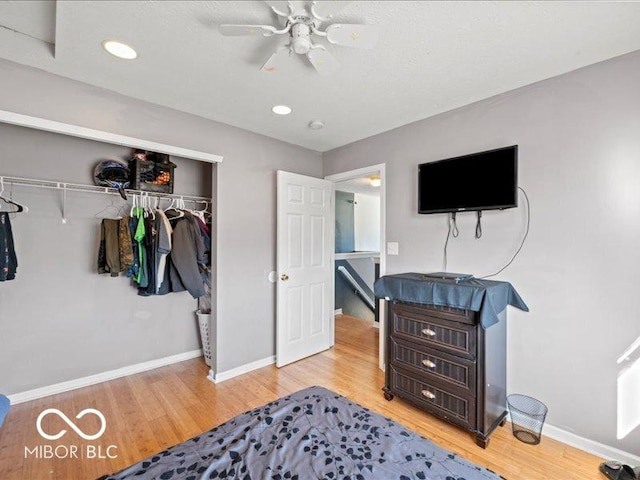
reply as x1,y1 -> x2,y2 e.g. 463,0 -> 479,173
103,386 -> 503,480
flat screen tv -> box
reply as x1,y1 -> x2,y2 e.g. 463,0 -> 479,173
418,145 -> 518,214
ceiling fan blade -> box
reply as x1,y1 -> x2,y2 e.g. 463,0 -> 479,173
307,47 -> 339,76
311,1 -> 352,20
219,24 -> 277,37
325,24 -> 379,49
264,1 -> 291,16
261,44 -> 291,73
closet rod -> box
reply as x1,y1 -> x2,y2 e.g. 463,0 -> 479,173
0,175 -> 212,202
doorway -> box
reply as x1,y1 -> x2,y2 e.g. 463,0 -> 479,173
325,164 -> 386,369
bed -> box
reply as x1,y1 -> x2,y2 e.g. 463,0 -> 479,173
102,386 -> 504,480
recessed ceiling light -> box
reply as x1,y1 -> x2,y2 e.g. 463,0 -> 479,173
102,40 -> 138,60
308,120 -> 324,130
272,105 -> 292,115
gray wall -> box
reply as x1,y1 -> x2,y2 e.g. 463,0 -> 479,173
324,51 -> 640,455
0,123 -> 211,394
212,129 -> 322,374
335,191 -> 355,253
0,59 -> 322,390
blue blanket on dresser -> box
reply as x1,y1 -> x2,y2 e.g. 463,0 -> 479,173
374,273 -> 529,328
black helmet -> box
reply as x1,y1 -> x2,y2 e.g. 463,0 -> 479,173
94,160 -> 130,199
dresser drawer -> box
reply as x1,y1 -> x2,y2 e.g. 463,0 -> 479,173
390,304 -> 477,359
391,302 -> 473,324
389,365 -> 475,430
389,337 -> 476,394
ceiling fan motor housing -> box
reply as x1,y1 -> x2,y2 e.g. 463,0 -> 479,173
291,22 -> 312,54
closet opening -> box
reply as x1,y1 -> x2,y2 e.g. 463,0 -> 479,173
0,121 -> 218,401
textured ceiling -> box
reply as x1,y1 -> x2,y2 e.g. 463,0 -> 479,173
0,1 -> 639,152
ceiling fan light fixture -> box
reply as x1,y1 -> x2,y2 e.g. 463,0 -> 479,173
272,105 -> 292,115
102,40 -> 138,60
219,2 -> 378,75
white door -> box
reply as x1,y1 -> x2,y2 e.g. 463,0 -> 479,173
277,171 -> 334,367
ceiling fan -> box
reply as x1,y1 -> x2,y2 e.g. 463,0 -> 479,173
219,1 -> 379,75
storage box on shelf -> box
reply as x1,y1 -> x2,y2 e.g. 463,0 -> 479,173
129,153 -> 176,194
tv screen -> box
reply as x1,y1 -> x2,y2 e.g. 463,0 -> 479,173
418,145 -> 518,214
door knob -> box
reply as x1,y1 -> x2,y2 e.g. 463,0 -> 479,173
281,274 -> 289,281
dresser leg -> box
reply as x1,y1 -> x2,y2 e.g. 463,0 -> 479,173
499,418 -> 506,427
474,434 -> 489,449
382,387 -> 394,401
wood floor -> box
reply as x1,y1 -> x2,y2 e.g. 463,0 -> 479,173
0,315 -> 604,479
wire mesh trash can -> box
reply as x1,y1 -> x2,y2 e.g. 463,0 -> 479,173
196,310 -> 212,367
507,394 -> 548,445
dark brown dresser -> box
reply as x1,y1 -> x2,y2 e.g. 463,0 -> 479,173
376,273 -> 528,448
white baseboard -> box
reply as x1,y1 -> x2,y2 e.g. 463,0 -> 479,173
208,355 -> 276,384
334,309 -> 343,316
543,422 -> 640,466
8,349 -> 203,405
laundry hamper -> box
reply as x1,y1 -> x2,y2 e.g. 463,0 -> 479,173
196,310 -> 213,367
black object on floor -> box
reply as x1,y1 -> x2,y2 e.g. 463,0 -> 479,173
599,461 -> 639,480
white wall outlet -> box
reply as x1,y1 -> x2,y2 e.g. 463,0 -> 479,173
387,242 -> 399,255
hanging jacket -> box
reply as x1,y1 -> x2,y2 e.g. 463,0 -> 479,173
98,219 -> 121,277
97,217 -> 134,277
118,216 -> 134,272
0,213 -> 18,282
164,211 -> 206,299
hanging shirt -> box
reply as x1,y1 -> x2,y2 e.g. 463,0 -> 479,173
155,209 -> 173,294
0,212 -> 18,282
127,215 -> 140,279
138,215 -> 158,296
193,215 -> 211,267
133,207 -> 148,287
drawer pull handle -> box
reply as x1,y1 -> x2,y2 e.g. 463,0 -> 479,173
422,359 -> 436,369
421,328 -> 436,337
421,390 -> 436,400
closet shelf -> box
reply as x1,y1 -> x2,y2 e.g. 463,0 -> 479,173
0,175 -> 211,202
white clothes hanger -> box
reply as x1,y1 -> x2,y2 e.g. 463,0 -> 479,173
163,197 -> 176,212
146,194 -> 155,220
130,193 -> 139,216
